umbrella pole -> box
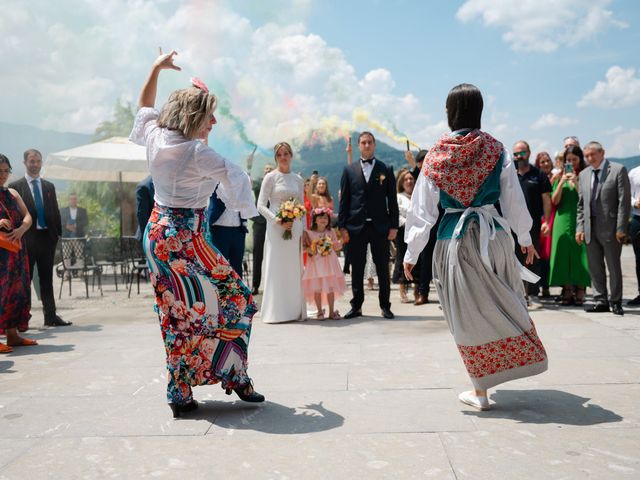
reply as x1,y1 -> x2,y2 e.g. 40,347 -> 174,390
118,171 -> 123,239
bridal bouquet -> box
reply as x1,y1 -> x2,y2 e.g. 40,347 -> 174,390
275,197 -> 306,239
316,235 -> 334,256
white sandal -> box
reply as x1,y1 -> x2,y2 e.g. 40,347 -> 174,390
458,391 -> 490,411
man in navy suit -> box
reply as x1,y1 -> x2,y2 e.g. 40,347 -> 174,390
339,132 -> 399,319
9,148 -> 70,327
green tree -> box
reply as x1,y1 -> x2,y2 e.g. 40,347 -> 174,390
93,100 -> 135,141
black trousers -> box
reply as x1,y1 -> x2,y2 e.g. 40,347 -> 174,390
515,222 -> 542,295
26,230 -> 58,320
210,225 -> 246,279
251,221 -> 266,290
416,225 -> 438,295
349,223 -> 391,310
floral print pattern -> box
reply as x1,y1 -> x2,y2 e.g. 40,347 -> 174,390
145,205 -> 257,405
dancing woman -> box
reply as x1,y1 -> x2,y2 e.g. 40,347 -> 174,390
404,84 -> 548,410
130,50 -> 264,417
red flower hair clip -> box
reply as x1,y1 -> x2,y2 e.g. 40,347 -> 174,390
190,77 -> 209,93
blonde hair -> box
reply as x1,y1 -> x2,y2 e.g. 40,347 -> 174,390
274,142 -> 293,158
157,87 -> 218,140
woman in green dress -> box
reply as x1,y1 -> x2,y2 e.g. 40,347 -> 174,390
548,145 -> 590,305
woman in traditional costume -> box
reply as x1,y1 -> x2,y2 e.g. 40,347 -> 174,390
404,84 -> 548,410
130,49 -> 264,418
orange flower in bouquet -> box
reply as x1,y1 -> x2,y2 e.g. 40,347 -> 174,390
275,197 -> 306,239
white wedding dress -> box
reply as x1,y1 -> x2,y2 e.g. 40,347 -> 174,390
257,169 -> 307,323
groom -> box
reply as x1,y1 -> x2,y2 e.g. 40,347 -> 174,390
339,132 -> 399,319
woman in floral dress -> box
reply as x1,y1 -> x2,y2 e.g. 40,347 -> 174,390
129,50 -> 263,417
0,154 -> 37,352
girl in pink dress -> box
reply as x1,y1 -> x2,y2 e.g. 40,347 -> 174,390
302,208 -> 346,320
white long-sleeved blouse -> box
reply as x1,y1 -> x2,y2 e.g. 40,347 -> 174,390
404,150 -> 533,264
129,107 -> 257,218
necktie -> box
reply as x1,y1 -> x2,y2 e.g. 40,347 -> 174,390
590,169 -> 600,216
32,179 -> 47,228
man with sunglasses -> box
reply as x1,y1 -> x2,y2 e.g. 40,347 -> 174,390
513,140 -> 552,307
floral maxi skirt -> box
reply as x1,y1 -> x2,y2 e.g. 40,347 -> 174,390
144,205 -> 257,405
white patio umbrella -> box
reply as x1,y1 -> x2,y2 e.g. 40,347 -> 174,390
45,136 -> 148,183
45,137 -> 149,236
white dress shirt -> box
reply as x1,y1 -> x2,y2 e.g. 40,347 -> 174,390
129,107 -> 258,219
360,158 -> 375,182
403,150 -> 533,264
629,165 -> 640,217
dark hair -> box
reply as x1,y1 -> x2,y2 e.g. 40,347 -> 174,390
310,211 -> 331,231
563,145 -> 586,173
23,148 -> 42,162
314,176 -> 333,202
446,83 -> 483,131
415,149 -> 428,164
0,153 -> 11,170
358,131 -> 376,143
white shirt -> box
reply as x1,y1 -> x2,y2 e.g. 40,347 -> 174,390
129,107 -> 258,218
397,192 -> 411,228
360,158 -> 375,182
69,207 -> 78,220
629,165 -> 640,217
403,150 -> 533,264
24,173 -> 46,229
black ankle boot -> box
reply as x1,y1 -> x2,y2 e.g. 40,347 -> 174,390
168,399 -> 199,418
225,382 -> 265,403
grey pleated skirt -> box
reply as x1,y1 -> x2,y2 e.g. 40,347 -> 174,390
433,223 -> 548,390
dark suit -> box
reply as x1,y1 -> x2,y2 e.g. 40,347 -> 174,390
9,176 -> 62,321
576,160 -> 631,304
339,159 -> 399,310
60,206 -> 88,238
250,177 -> 267,291
135,175 -> 155,242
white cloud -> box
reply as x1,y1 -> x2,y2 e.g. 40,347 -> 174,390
578,66 -> 640,109
531,113 -> 578,130
456,0 -> 626,53
0,0 -> 445,152
606,128 -> 640,157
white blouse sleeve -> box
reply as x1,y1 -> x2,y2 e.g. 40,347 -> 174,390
257,172 -> 276,223
195,144 -> 258,219
129,107 -> 160,146
403,172 -> 440,264
499,150 -> 533,246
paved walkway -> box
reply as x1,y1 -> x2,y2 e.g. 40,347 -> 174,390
1,247 -> 639,479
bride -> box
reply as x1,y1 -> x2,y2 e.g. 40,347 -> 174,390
258,142 -> 307,323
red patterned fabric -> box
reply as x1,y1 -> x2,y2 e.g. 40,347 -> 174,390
457,326 -> 547,378
423,129 -> 503,206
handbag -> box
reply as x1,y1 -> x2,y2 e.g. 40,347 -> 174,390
0,198 -> 21,253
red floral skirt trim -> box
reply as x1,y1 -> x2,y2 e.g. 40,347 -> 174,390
457,325 -> 547,379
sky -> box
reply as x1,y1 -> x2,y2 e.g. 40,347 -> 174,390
1,0 -> 639,160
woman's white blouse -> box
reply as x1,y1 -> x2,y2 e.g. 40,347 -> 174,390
397,192 -> 411,228
129,107 -> 257,218
403,150 -> 533,264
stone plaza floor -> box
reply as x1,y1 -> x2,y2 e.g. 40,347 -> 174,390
1,246 -> 639,479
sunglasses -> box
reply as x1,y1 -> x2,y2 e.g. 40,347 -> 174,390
513,151 -> 528,158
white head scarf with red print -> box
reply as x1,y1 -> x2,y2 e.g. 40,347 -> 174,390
423,129 -> 503,207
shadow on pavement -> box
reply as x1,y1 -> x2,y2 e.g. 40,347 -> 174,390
463,389 -> 623,426
191,400 -> 344,434
6,344 -> 75,357
0,360 -> 15,373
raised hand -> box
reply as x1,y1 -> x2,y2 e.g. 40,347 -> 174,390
153,48 -> 181,71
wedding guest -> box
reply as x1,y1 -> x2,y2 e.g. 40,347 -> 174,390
563,136 -> 580,149
404,83 -> 547,411
130,49 -> 263,417
405,148 -> 440,305
392,170 -> 418,303
576,141 -> 631,315
548,146 -> 590,305
535,151 -> 555,298
311,177 -> 334,210
60,193 -> 88,238
258,142 -> 307,323
250,164 -> 273,294
135,175 -> 155,242
0,154 -> 38,352
628,165 -> 640,306
302,207 -> 346,319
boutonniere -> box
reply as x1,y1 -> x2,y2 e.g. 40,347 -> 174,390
378,174 -> 386,185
